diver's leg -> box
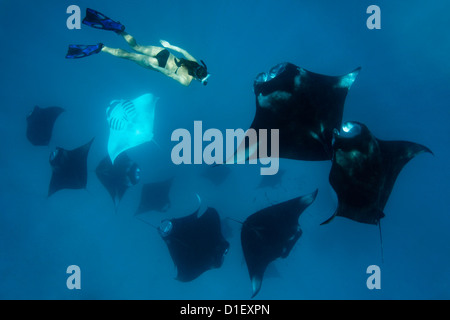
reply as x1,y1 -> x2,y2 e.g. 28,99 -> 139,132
118,31 -> 164,56
101,45 -> 159,69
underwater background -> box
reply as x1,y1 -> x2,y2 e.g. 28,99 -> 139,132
0,0 -> 449,299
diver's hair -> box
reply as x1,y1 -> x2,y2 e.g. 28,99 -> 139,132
178,58 -> 208,79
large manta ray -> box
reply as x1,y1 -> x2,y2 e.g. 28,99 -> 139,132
230,62 -> 360,162
322,121 -> 433,226
107,93 -> 157,163
48,138 -> 94,197
158,207 -> 230,282
26,106 -> 64,146
95,153 -> 140,209
241,189 -> 318,298
135,178 -> 173,215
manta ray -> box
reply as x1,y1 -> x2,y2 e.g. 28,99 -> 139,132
107,93 -> 157,163
48,138 -> 94,197
241,189 -> 318,298
95,153 -> 140,210
26,106 -> 64,146
230,62 -> 360,163
158,207 -> 230,282
322,121 -> 433,226
135,178 -> 173,215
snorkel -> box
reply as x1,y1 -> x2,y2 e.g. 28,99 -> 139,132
201,73 -> 211,85
196,60 -> 210,85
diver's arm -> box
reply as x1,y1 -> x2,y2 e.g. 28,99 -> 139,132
160,40 -> 197,62
152,64 -> 191,86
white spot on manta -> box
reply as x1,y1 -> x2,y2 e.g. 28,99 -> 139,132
335,71 -> 358,89
257,91 -> 292,109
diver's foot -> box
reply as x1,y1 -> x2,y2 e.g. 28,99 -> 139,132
82,8 -> 125,33
65,43 -> 103,59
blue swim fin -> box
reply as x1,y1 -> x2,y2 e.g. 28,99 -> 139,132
82,8 -> 125,33
65,44 -> 103,59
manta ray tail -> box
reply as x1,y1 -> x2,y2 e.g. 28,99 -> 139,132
379,220 -> 384,264
152,138 -> 162,150
135,216 -> 158,230
225,217 -> 244,225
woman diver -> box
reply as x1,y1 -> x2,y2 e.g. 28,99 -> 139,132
66,8 -> 210,86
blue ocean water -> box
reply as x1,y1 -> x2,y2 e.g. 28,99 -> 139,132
0,0 -> 449,300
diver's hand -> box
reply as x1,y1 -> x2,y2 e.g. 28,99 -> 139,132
160,40 -> 171,48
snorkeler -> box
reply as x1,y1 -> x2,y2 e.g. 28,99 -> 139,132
66,8 -> 210,86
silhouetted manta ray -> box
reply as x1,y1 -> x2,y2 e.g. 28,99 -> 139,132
95,153 -> 140,209
241,189 -> 318,298
26,106 -> 64,146
48,138 -> 95,197
257,168 -> 285,189
230,62 -> 360,162
135,178 -> 173,215
158,207 -> 230,282
200,165 -> 231,186
321,121 -> 433,226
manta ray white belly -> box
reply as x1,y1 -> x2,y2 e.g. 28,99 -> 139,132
107,93 -> 157,163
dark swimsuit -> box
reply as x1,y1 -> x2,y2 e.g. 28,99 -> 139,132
155,49 -> 170,68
